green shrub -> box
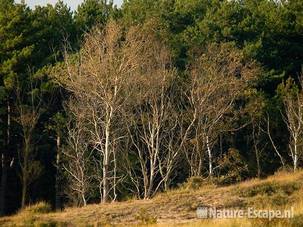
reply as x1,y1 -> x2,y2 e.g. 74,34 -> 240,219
135,208 -> 157,225
246,193 -> 290,208
183,176 -> 204,190
182,176 -> 215,190
217,148 -> 249,185
241,182 -> 301,198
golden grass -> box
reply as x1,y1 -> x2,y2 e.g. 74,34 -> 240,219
1,170 -> 303,226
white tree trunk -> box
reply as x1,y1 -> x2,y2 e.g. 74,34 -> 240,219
206,135 -> 213,177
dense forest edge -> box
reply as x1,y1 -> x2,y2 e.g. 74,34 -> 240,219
0,0 -> 302,222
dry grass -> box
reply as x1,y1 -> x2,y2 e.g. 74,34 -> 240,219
1,170 -> 303,226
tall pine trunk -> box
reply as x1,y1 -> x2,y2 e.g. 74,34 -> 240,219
21,138 -> 30,209
0,101 -> 11,216
0,154 -> 8,216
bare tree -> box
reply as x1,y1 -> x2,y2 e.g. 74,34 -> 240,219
63,99 -> 93,206
281,77 -> 303,171
185,43 -> 260,177
55,21 -> 142,203
125,36 -> 177,198
126,78 -> 173,198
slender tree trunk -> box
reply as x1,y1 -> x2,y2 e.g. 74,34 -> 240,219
0,101 -> 10,216
252,122 -> 261,178
21,180 -> 26,209
21,168 -> 27,209
255,148 -> 261,178
196,135 -> 202,176
82,194 -> 87,206
206,135 -> 213,177
0,154 -> 7,216
266,115 -> 285,167
147,150 -> 155,199
163,171 -> 170,192
113,148 -> 117,201
102,120 -> 110,203
0,155 -> 8,216
55,135 -> 61,210
143,169 -> 149,199
293,137 -> 298,172
102,161 -> 109,203
21,140 -> 29,209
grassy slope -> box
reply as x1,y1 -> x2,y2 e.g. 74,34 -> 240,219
1,170 -> 303,226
